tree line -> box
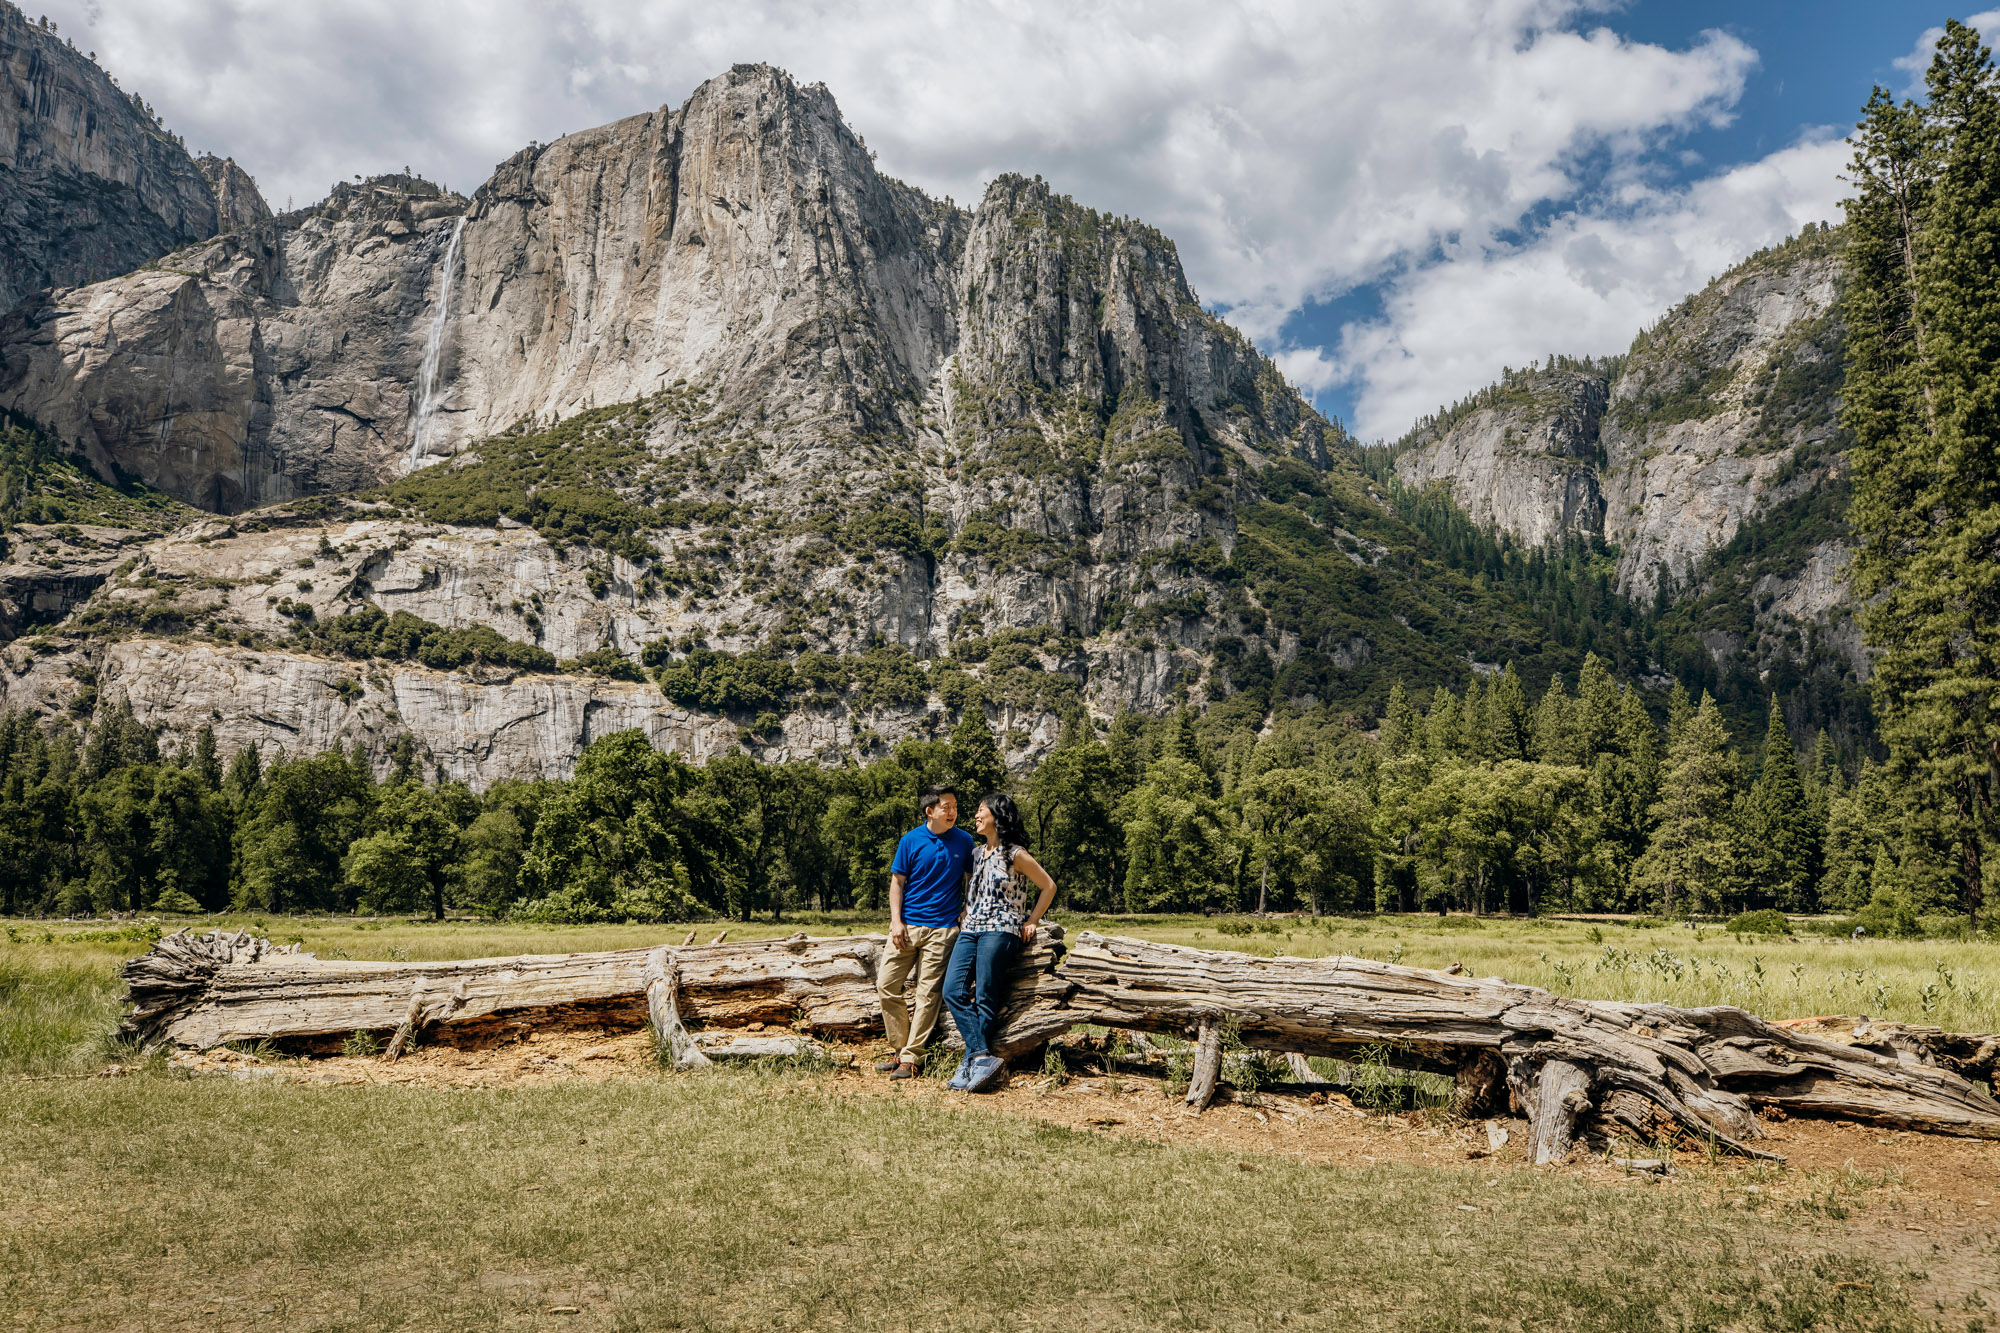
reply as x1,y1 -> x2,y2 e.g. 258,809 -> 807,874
0,651 -> 1943,933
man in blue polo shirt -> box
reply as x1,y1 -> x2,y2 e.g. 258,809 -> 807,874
876,784 -> 976,1080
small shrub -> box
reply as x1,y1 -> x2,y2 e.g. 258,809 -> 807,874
342,1030 -> 382,1058
1725,909 -> 1792,937
149,887 -> 202,914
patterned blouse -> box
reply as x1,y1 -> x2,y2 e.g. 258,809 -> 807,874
962,843 -> 1033,934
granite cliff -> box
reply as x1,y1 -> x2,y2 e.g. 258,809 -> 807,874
0,3 -> 265,313
0,58 -> 1803,783
0,63 -> 1487,784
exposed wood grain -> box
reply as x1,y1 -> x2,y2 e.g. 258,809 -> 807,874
381,983 -> 425,1062
1053,932 -> 2000,1153
694,1034 -> 825,1060
1285,1051 -> 1325,1084
1522,1058 -> 1591,1165
1184,1018 -> 1224,1112
643,947 -> 710,1071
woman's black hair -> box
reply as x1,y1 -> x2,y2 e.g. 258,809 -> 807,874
977,792 -> 1029,855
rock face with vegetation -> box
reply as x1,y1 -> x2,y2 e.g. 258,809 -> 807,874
1390,364 -> 1609,549
0,3 -> 255,313
2,61 -> 1622,782
1388,229 -> 1857,700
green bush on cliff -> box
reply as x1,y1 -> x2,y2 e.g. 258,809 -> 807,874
296,605 -> 556,673
383,398 -> 734,560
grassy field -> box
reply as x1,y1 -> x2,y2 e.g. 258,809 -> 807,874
3,911 -> 1995,1330
0,1068 -> 1945,1331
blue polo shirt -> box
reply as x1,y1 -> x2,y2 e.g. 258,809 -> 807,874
890,822 -> 976,928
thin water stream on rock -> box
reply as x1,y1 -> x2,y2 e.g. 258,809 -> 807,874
408,215 -> 466,468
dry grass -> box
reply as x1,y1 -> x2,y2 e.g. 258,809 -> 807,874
1081,912 -> 2000,1032
2,912 -> 1990,1329
0,1069 -> 1940,1332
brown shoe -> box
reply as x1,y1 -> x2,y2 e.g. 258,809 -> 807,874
888,1061 -> 919,1081
874,1056 -> 904,1073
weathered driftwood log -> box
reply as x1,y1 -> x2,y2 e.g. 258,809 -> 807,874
1050,933 -> 2000,1154
643,947 -> 711,1070
123,930 -> 888,1050
121,927 -> 1066,1054
1774,1015 -> 2000,1085
1521,1058 -> 1592,1165
120,928 -> 2000,1156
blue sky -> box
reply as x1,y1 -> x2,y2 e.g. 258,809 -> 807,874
42,1 -> 1985,440
1284,1 -> 1954,437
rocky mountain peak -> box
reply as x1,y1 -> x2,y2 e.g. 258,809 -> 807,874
194,153 -> 273,232
0,0 -> 224,310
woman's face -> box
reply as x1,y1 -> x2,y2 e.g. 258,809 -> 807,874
975,802 -> 995,836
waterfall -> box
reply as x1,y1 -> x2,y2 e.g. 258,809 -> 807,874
408,215 -> 466,468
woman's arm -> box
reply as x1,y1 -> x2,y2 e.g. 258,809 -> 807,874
1012,849 -> 1058,943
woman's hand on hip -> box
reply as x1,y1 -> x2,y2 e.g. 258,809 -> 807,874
1019,921 -> 1037,944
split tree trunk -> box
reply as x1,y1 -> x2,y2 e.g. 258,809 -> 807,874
1184,1017 -> 1224,1112
121,927 -> 2000,1156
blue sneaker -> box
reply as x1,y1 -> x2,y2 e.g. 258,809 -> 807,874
965,1054 -> 1006,1093
945,1054 -> 974,1091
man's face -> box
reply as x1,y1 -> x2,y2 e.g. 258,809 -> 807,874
928,794 -> 958,828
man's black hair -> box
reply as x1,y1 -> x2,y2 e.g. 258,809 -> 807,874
919,784 -> 959,815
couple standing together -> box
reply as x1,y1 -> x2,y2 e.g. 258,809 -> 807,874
876,785 -> 1058,1091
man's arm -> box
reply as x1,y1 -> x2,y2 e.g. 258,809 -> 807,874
889,872 -> 909,949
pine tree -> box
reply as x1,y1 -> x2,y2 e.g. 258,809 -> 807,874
1636,693 -> 1740,916
1745,701 -> 1820,911
1844,20 -> 2000,925
947,711 -> 1006,799
190,725 -> 222,791
1487,664 -> 1531,762
1573,653 -> 1620,763
1380,681 -> 1420,759
1457,677 -> 1489,760
1531,675 -> 1576,765
1424,689 -> 1462,761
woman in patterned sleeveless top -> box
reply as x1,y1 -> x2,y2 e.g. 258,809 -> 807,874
941,792 -> 1057,1093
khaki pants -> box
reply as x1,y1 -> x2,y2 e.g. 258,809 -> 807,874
877,925 -> 959,1063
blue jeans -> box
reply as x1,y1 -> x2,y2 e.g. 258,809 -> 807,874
942,930 -> 1022,1058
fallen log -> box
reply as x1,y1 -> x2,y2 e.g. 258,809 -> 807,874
1049,933 -> 2000,1154
119,928 -> 2000,1156
120,927 -> 1067,1054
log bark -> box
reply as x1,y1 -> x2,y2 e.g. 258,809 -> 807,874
119,927 -> 2000,1154
1185,1018 -> 1224,1112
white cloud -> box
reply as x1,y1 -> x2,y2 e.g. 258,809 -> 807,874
1894,9 -> 2000,94
1334,132 -> 1851,439
40,0 -> 1808,438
